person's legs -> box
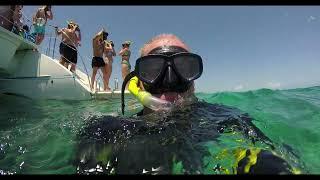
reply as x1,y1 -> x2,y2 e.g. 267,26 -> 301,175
35,25 -> 45,45
59,56 -> 65,66
107,63 -> 112,89
64,62 -> 69,69
109,62 -> 113,78
121,64 -> 130,90
36,34 -> 44,45
91,67 -> 98,91
59,56 -> 69,69
70,63 -> 76,73
104,67 -> 109,90
104,61 -> 112,91
101,67 -> 110,91
59,43 -> 66,66
69,49 -> 78,73
121,64 -> 129,80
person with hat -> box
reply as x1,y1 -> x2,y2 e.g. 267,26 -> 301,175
55,20 -> 81,72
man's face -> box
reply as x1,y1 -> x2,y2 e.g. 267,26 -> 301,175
141,37 -> 195,102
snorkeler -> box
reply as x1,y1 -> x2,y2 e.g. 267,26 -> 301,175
75,34 -> 303,175
32,5 -> 53,45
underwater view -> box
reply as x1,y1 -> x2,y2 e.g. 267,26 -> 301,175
0,86 -> 319,174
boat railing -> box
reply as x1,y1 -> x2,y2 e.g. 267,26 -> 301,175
0,7 -> 108,93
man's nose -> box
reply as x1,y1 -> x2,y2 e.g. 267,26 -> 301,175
162,66 -> 178,87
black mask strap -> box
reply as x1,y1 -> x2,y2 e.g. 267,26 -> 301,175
148,46 -> 188,56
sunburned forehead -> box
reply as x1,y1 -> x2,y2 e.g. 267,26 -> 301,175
141,36 -> 190,57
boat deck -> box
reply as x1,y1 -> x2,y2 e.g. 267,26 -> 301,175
92,90 -> 133,99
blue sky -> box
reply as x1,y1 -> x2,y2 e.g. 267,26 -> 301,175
22,6 -> 320,93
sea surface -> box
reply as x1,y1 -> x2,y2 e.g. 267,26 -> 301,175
0,86 -> 319,174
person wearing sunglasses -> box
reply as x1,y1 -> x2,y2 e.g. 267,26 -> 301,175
76,34 -> 302,174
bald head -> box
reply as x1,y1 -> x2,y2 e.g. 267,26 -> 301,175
138,34 -> 196,102
140,34 -> 190,57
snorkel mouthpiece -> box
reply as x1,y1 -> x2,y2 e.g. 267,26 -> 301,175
133,87 -> 173,112
121,73 -> 173,115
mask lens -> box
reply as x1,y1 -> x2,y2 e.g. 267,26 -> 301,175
138,56 -> 165,83
174,54 -> 202,80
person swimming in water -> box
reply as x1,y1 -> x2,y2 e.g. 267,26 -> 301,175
119,41 -> 132,82
75,34 -> 303,174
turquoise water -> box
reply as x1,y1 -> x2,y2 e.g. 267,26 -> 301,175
0,86 -> 319,174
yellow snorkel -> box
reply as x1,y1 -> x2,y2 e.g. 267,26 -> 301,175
121,73 -> 173,115
129,76 -> 173,111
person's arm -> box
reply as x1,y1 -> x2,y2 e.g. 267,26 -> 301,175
104,42 -> 113,51
76,29 -> 81,46
12,11 -> 18,24
119,48 -> 125,56
55,27 -> 63,36
32,9 -> 39,24
46,8 -> 53,20
112,47 -> 116,56
119,47 -> 129,56
76,28 -> 81,42
92,30 -> 103,49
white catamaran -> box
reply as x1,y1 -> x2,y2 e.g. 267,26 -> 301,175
0,24 -> 131,100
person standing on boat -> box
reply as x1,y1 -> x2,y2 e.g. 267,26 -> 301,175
32,5 -> 53,45
103,40 -> 116,91
91,29 -> 109,91
11,5 -> 23,36
0,5 -> 15,31
55,20 -> 81,73
119,41 -> 132,81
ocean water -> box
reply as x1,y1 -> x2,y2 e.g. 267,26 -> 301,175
0,86 -> 319,174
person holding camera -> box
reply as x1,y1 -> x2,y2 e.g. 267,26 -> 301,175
11,5 -> 23,35
32,5 -> 53,45
91,28 -> 109,91
103,40 -> 116,91
55,20 -> 81,73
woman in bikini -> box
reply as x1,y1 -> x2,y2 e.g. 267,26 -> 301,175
118,41 -> 132,81
103,40 -> 116,91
